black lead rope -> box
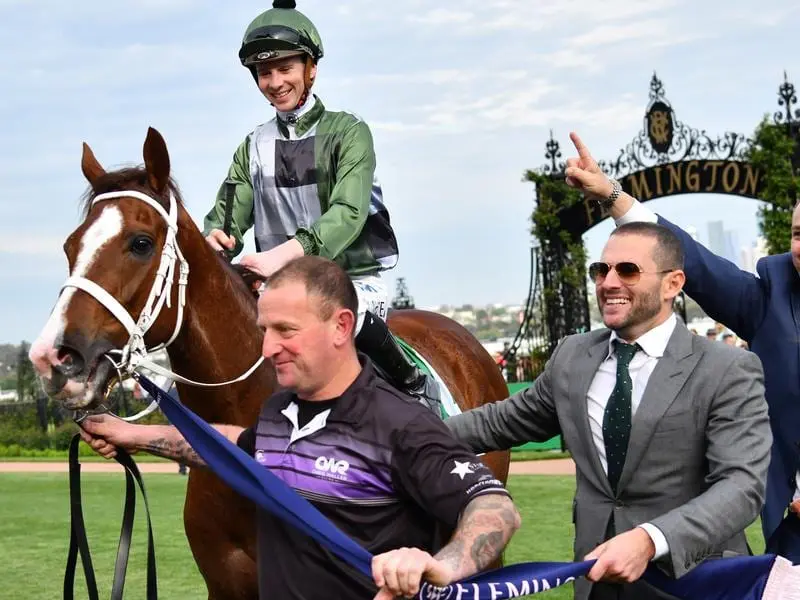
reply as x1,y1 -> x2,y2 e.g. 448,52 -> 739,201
216,179 -> 237,264
64,433 -> 158,600
222,179 -> 236,240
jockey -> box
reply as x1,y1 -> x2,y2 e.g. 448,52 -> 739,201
203,0 -> 427,397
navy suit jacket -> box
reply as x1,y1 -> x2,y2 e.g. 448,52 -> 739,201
658,216 -> 800,542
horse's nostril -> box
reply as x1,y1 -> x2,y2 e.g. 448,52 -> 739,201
54,346 -> 86,378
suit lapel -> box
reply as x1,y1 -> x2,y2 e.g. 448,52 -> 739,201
569,332 -> 614,496
616,323 -> 699,492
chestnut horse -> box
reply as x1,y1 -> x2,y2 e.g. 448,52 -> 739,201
29,127 -> 511,599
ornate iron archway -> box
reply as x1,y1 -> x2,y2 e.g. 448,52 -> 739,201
504,72 -> 800,381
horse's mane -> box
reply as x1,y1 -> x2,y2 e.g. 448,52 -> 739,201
220,261 -> 264,305
79,166 -> 185,217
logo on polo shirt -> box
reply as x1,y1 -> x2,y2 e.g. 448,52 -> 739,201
450,460 -> 475,480
314,455 -> 350,480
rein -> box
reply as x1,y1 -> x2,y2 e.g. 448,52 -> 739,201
64,434 -> 157,600
64,185 -> 260,599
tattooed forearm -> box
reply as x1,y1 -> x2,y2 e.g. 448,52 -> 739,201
144,437 -> 207,468
434,494 -> 521,580
138,424 -> 244,468
471,531 -> 505,569
434,538 -> 466,576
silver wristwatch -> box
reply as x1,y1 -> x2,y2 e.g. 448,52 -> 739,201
599,178 -> 622,210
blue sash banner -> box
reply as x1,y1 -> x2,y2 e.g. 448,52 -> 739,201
136,376 -> 800,600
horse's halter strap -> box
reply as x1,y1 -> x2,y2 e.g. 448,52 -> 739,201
63,189 -> 263,423
63,189 -> 188,364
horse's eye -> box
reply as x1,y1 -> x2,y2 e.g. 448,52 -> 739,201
130,236 -> 154,257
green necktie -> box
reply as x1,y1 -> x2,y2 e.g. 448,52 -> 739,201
603,340 -> 639,492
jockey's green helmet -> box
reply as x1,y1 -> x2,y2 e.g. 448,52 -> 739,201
239,1 -> 324,72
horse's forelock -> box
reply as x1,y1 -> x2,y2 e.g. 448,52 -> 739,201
79,166 -> 185,218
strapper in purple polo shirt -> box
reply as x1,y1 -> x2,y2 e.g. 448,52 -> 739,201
137,375 -> 800,600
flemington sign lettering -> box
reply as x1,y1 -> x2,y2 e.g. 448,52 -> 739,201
572,159 -> 764,233
624,159 -> 761,201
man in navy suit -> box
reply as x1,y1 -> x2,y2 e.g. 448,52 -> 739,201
563,132 -> 800,561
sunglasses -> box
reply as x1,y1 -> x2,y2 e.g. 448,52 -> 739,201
588,261 -> 676,285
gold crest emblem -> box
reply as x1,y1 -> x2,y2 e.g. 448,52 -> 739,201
646,100 -> 674,153
649,110 -> 670,145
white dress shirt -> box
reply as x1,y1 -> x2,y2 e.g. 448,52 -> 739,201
586,312 -> 678,559
617,199 -> 800,503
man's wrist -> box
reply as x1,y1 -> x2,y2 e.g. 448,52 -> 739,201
584,176 -> 615,202
596,178 -> 622,209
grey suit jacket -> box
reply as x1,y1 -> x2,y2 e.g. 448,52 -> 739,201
447,322 -> 771,600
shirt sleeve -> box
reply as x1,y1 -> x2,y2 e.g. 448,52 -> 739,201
391,410 -> 510,530
615,199 -> 658,225
237,426 -> 256,456
293,120 -> 375,259
638,523 -> 670,560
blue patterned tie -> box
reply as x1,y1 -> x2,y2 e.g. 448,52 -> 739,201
603,340 -> 639,492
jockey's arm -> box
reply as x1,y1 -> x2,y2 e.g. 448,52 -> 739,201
293,120 -> 375,259
203,135 -> 255,257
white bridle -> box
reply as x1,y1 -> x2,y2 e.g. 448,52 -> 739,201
64,189 -> 263,422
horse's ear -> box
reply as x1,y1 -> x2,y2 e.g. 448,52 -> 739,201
81,142 -> 106,187
142,127 -> 171,194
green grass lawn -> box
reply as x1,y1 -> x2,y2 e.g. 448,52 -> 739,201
0,473 -> 767,599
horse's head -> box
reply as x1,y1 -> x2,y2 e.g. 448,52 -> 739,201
30,127 -> 189,410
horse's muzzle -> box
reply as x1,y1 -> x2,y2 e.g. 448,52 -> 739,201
53,343 -> 86,379
34,332 -> 117,410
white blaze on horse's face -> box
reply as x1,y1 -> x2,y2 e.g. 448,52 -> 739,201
29,205 -> 124,405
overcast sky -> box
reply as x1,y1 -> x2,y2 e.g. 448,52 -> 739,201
1,0 -> 796,343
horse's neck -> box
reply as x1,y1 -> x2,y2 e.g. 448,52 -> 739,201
165,229 -> 273,426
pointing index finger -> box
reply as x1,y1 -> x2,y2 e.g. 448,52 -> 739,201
570,131 -> 592,161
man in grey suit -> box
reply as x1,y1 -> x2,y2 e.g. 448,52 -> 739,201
447,221 -> 771,600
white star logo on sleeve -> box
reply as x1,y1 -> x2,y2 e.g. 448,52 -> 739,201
450,460 -> 474,480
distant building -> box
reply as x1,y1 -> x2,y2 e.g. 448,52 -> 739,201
725,230 -> 739,266
707,221 -> 726,257
707,220 -> 740,265
740,237 -> 769,274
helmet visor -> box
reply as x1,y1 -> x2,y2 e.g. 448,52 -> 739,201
239,24 -> 321,64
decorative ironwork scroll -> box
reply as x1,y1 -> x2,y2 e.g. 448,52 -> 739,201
775,71 -> 800,129
599,73 -> 752,179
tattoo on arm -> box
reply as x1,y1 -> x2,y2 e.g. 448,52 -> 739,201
144,437 -> 206,468
434,494 -> 521,580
